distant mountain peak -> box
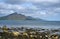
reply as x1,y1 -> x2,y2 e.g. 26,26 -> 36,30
12,12 -> 18,15
0,12 -> 36,20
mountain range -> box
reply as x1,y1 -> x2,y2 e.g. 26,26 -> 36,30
0,12 -> 39,20
0,12 -> 60,25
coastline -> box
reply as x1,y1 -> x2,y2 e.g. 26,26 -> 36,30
0,25 -> 60,39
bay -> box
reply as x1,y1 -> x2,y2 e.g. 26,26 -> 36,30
0,20 -> 60,29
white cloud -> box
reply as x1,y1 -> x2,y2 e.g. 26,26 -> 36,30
54,8 -> 60,13
0,9 -> 14,17
0,2 -> 38,11
0,9 -> 14,14
25,0 -> 59,3
0,2 -> 25,10
0,2 -> 25,16
0,2 -> 38,16
0,2 -> 59,17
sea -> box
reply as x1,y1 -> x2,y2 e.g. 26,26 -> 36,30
0,20 -> 60,29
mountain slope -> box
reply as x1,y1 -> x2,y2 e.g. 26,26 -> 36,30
0,12 -> 36,20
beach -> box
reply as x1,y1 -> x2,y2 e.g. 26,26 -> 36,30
0,25 -> 60,39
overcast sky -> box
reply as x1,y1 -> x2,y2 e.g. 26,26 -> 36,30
0,0 -> 60,21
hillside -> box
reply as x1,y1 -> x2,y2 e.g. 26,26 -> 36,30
0,12 -> 36,20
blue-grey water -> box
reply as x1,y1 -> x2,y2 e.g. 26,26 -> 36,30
0,20 -> 60,29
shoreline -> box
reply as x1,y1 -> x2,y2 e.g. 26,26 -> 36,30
0,25 -> 60,39
0,25 -> 60,29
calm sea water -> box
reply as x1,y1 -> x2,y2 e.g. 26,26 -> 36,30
0,20 -> 60,29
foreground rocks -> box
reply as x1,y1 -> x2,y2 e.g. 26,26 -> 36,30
0,26 -> 60,39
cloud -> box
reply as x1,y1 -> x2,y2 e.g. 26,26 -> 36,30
0,2 -> 37,11
0,2 -> 25,10
0,0 -> 60,20
0,2 -> 38,16
0,9 -> 14,17
4,0 -> 60,3
0,2 -> 25,16
25,0 -> 60,4
3,0 -> 60,7
0,2 -> 60,18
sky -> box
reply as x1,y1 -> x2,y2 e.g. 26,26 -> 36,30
0,0 -> 60,21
